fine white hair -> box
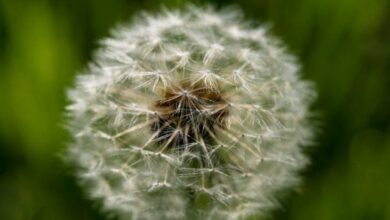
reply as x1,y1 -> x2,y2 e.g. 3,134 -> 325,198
66,5 -> 316,220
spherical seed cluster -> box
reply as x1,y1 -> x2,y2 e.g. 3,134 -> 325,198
66,6 -> 316,220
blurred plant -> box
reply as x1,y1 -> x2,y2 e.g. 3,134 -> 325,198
66,5 -> 316,220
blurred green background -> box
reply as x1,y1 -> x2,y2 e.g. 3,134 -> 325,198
0,0 -> 389,219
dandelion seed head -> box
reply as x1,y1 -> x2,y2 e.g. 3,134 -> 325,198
66,5 -> 316,220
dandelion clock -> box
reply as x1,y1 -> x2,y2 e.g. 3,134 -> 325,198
66,5 -> 316,220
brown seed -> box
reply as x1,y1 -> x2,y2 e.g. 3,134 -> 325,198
151,80 -> 229,151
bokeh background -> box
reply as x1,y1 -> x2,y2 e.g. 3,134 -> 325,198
0,0 -> 389,219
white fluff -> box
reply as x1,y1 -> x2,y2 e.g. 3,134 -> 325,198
66,5 -> 316,220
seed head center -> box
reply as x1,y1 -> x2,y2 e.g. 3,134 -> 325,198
151,82 -> 229,151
